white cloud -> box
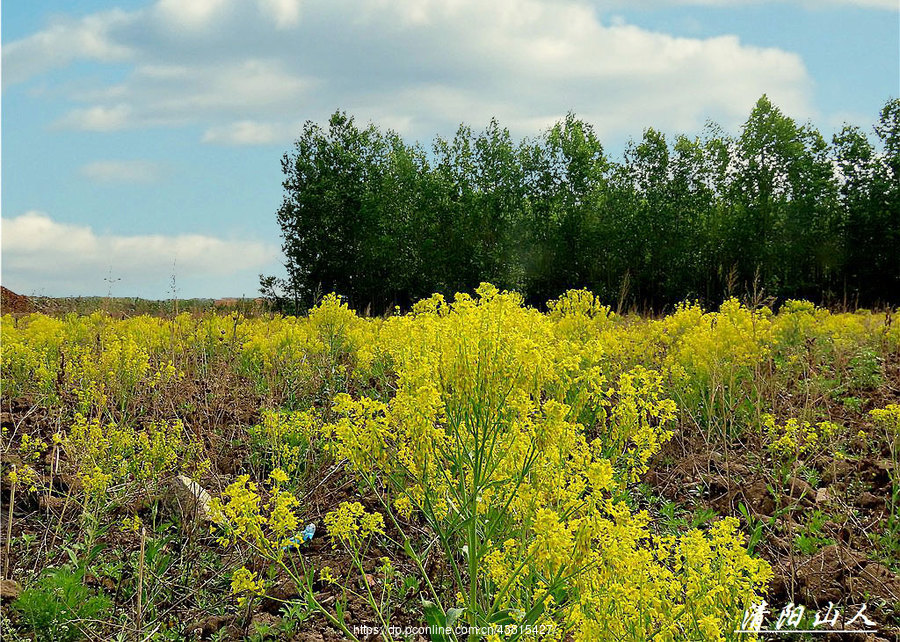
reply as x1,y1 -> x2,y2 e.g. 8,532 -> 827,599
54,59 -> 311,132
80,160 -> 165,183
202,120 -> 299,145
150,0 -> 303,31
624,0 -> 897,7
1,10 -> 134,88
154,0 -> 231,29
845,0 -> 898,7
259,0 -> 303,28
780,0 -> 896,8
4,0 -> 822,144
53,105 -> 135,131
1,212 -> 279,297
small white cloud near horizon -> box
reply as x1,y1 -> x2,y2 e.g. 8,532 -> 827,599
80,160 -> 165,183
1,211 -> 280,298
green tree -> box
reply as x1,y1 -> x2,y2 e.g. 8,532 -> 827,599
835,99 -> 900,304
525,113 -> 608,304
728,95 -> 839,300
276,112 -> 387,310
268,99 -> 899,313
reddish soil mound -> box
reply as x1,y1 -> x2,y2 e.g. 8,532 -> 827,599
1,286 -> 33,313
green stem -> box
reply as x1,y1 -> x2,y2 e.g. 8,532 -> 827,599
278,557 -> 362,642
366,473 -> 448,611
350,547 -> 394,642
467,501 -> 478,638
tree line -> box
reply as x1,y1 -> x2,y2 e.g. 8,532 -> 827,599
264,96 -> 899,313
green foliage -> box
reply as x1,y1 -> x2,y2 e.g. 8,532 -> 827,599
794,510 -> 835,555
11,566 -> 112,642
872,482 -> 900,572
847,348 -> 883,391
270,97 -> 900,311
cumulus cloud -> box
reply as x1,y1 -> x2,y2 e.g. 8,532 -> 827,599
79,160 -> 165,183
154,0 -> 231,29
3,0 -> 820,143
1,212 -> 279,297
0,10 -> 134,88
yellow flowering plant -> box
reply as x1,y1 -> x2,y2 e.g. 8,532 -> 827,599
320,284 -> 770,641
870,404 -> 900,460
208,475 -> 395,640
322,502 -> 396,635
6,464 -> 41,493
9,287 -> 894,639
761,413 -> 846,488
62,413 -> 206,501
870,405 -> 900,535
248,409 -> 320,485
231,566 -> 265,609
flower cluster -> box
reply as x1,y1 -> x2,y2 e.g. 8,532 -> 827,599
249,409 -> 319,480
319,284 -> 771,640
6,464 -> 40,492
870,404 -> 900,438
207,474 -> 301,554
323,501 -> 385,549
63,414 -> 205,498
230,567 -> 265,607
762,414 -> 843,460
19,434 -> 49,464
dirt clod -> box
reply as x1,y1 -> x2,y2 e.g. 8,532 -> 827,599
793,545 -> 900,607
0,579 -> 23,602
855,491 -> 883,509
186,614 -> 235,639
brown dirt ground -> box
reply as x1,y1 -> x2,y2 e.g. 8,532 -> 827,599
1,286 -> 33,314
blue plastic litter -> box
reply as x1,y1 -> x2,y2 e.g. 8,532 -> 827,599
282,523 -> 316,551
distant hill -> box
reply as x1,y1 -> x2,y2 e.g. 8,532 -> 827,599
1,286 -> 33,313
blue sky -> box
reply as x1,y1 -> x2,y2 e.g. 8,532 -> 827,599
2,0 -> 898,299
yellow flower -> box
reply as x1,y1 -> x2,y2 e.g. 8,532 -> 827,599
268,468 -> 289,486
6,465 -> 40,492
393,494 -> 414,518
324,501 -> 384,549
320,566 -> 337,584
377,557 -> 394,578
230,567 -> 264,607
